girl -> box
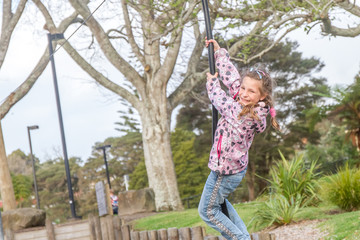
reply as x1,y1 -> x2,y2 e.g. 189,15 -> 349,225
198,39 -> 279,240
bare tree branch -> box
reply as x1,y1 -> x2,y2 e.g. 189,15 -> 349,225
61,40 -> 142,111
68,0 -> 145,92
0,0 -> 27,68
321,17 -> 360,37
0,5 -> 79,119
121,0 -> 145,66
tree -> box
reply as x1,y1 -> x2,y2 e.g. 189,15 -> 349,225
33,0 -> 360,210
36,157 -> 82,223
129,128 -> 209,207
7,149 -> 37,208
11,173 -> 32,208
78,133 -> 144,216
0,0 -> 80,210
7,149 -> 37,176
305,72 -> 360,167
304,122 -> 359,173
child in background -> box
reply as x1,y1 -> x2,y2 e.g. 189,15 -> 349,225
110,189 -> 119,215
198,38 -> 279,240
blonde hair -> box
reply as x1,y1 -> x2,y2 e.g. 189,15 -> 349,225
237,68 -> 280,131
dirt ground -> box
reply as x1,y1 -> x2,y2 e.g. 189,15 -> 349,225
261,219 -> 329,240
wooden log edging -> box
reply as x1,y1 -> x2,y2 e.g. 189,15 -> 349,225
124,225 -> 277,240
8,214 -> 275,240
251,232 -> 276,240
125,226 -> 206,240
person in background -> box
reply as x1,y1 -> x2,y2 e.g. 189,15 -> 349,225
110,189 -> 119,215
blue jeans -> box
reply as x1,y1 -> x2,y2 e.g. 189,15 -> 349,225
198,170 -> 250,240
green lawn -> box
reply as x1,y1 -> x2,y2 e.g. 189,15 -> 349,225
130,201 -> 360,238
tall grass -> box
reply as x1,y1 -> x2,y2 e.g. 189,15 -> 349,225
251,152 -> 321,227
267,151 -> 321,206
249,193 -> 304,228
320,164 -> 360,211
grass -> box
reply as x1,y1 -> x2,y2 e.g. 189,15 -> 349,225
319,211 -> 360,240
131,201 -> 360,238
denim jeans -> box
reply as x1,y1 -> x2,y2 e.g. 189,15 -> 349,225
198,170 -> 250,240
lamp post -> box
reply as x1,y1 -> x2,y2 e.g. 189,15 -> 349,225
96,145 -> 112,189
47,33 -> 78,219
27,125 -> 40,209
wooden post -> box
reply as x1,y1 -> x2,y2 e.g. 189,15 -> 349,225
201,227 -> 207,239
148,230 -> 157,240
4,229 -> 14,240
113,216 -> 123,240
204,236 -> 217,240
139,231 -> 149,240
131,231 -> 140,240
88,214 -> 97,240
167,228 -> 179,240
251,233 -> 276,240
190,226 -> 203,240
45,218 -> 55,240
94,216 -> 103,240
121,225 -> 131,240
179,228 -> 191,240
105,183 -> 113,216
105,215 -> 116,240
157,229 -> 168,240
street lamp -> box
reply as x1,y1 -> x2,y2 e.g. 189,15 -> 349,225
96,145 -> 112,189
27,125 -> 40,209
47,33 -> 78,219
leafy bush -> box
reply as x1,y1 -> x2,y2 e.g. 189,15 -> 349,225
320,164 -> 360,211
251,152 -> 321,227
266,151 -> 321,206
250,193 -> 305,228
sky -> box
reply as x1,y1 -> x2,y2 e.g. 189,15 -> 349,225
1,13 -> 360,163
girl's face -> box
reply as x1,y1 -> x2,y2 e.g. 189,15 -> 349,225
238,77 -> 266,106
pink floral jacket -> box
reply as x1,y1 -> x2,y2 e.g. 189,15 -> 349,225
206,48 -> 269,175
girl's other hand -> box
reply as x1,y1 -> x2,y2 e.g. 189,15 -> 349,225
205,37 -> 220,52
206,72 -> 218,81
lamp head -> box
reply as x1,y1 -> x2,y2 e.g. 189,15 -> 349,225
28,125 -> 39,130
96,144 -> 111,150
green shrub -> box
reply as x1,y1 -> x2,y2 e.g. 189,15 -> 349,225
266,151 -> 321,206
320,164 -> 360,211
250,151 -> 321,228
250,193 -> 305,228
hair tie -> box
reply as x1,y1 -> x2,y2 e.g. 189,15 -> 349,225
269,107 -> 276,118
250,68 -> 265,79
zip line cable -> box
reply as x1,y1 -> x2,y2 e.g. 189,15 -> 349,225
53,0 -> 106,55
200,0 -> 229,218
0,0 -> 106,106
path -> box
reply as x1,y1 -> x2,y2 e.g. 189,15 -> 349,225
262,220 -> 329,240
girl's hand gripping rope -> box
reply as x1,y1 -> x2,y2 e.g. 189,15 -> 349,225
205,37 -> 220,52
206,72 -> 218,81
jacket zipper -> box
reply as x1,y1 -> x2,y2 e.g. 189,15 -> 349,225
217,134 -> 223,165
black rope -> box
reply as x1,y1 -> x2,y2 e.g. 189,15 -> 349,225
200,0 -> 229,218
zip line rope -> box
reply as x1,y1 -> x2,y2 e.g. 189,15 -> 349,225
200,0 -> 230,218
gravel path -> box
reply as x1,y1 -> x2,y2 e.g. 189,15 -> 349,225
263,220 -> 329,240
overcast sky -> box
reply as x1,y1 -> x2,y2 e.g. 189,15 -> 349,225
1,16 -> 359,163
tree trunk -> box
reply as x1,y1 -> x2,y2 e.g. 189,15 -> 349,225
140,91 -> 183,211
246,160 -> 256,201
0,121 -> 16,210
